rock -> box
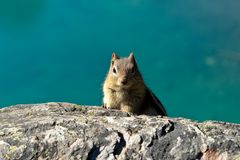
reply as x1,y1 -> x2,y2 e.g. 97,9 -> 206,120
0,102 -> 239,160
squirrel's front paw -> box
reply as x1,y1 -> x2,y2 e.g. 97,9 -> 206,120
102,103 -> 110,109
102,104 -> 106,108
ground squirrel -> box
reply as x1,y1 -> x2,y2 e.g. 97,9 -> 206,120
102,52 -> 167,116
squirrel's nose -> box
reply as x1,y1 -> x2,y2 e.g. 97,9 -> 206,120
121,79 -> 127,85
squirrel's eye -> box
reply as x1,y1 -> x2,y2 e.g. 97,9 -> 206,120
113,67 -> 117,74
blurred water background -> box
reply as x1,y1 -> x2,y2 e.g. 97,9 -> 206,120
0,0 -> 240,123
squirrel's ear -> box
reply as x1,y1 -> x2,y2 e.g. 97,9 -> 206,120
128,52 -> 135,64
111,52 -> 119,61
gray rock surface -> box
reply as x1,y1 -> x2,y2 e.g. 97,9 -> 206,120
0,102 -> 239,160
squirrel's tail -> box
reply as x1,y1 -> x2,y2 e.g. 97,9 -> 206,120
146,88 -> 167,116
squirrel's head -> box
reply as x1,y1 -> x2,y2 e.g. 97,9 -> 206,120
109,52 -> 142,88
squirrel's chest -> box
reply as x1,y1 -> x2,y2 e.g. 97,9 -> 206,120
110,88 -> 143,102
111,90 -> 129,100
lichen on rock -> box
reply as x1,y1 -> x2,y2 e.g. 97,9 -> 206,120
0,102 -> 240,160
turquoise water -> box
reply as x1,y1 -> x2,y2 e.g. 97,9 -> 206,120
0,0 -> 240,123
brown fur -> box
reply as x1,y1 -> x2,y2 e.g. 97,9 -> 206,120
102,53 -> 167,116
